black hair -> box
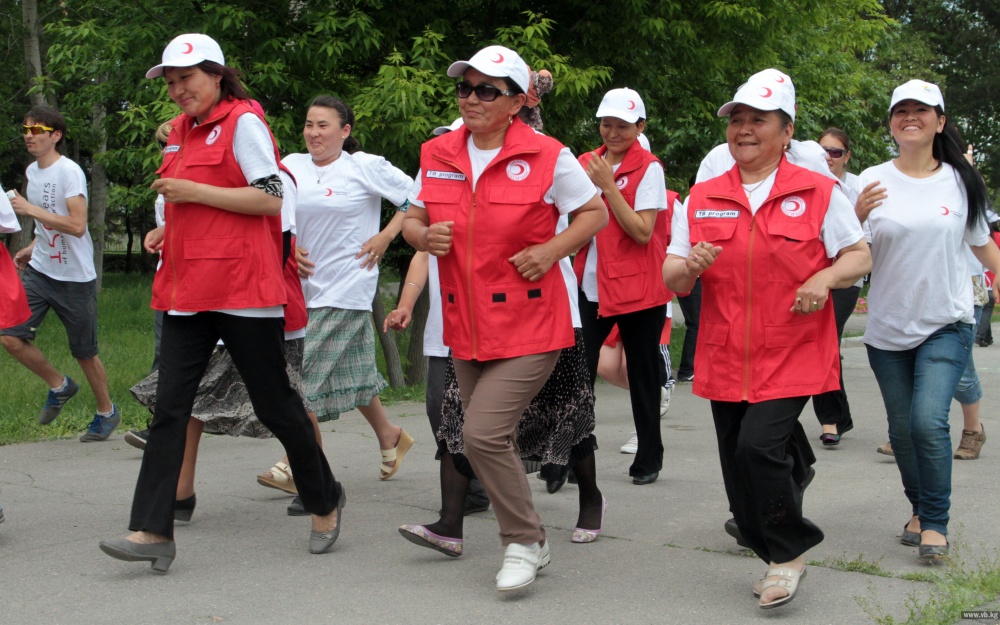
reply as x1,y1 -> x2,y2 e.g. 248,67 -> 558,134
24,105 -> 67,150
922,106 -> 990,232
500,77 -> 525,96
308,95 -> 360,154
198,61 -> 249,101
775,110 -> 793,130
819,127 -> 850,152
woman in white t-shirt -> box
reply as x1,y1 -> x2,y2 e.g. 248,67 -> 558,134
281,95 -> 415,483
858,80 -> 1000,564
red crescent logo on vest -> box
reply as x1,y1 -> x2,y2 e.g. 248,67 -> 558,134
616,176 -> 628,190
780,196 -> 806,218
325,189 -> 334,197
205,124 -> 223,145
627,100 -> 636,110
181,43 -> 194,54
760,87 -> 773,98
490,53 -> 504,63
506,159 -> 530,181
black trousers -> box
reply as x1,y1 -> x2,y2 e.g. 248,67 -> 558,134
812,285 -> 860,430
580,293 -> 666,476
676,278 -> 701,379
130,313 -> 338,538
711,397 -> 824,564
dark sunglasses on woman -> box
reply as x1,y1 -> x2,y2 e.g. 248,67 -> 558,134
456,81 -> 516,102
824,147 -> 847,158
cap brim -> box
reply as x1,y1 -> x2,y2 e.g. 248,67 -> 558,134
717,98 -> 782,118
145,57 -> 206,80
595,107 -> 641,123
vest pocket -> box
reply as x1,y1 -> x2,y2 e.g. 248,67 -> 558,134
761,320 -> 821,387
483,280 -> 560,348
604,258 -> 645,305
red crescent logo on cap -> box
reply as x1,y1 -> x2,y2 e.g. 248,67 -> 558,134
181,43 -> 194,54
490,53 -> 504,63
941,206 -> 950,215
325,189 -> 334,197
775,76 -> 785,83
627,100 -> 636,110
760,87 -> 773,98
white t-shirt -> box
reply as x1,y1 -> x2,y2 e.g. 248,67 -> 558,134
284,151 -> 412,311
582,160 -> 667,302
668,173 -> 862,260
695,140 -> 838,185
861,161 -> 989,350
170,112 -> 283,318
26,156 -> 95,282
1,184 -> 21,233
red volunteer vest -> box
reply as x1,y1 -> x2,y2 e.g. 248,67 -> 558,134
417,118 -> 573,361
687,159 -> 840,403
1,247 -> 30,328
152,98 -> 286,312
574,141 -> 670,316
283,234 -> 307,333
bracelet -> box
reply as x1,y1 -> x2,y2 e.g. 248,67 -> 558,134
403,281 -> 420,288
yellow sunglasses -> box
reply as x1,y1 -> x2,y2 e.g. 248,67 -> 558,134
22,124 -> 55,135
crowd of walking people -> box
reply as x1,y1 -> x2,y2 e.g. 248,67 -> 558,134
1,32 -> 996,609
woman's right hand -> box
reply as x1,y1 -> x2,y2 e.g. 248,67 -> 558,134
425,221 -> 454,256
383,307 -> 412,332
855,181 -> 886,223
144,227 -> 165,254
297,246 -> 316,278
686,241 -> 722,277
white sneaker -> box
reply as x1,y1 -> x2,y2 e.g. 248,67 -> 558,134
495,541 -> 550,591
660,385 -> 672,418
620,432 -> 638,454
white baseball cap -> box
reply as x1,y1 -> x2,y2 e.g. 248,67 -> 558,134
717,68 -> 796,121
595,88 -> 646,123
433,118 -> 464,136
889,79 -> 945,113
447,45 -> 530,95
146,34 -> 225,79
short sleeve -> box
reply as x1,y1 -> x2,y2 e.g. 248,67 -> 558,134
408,170 -> 424,208
666,196 -> 692,257
279,170 -> 297,233
820,187 -> 865,258
543,148 -> 598,214
633,161 -> 667,212
355,153 -> 414,207
233,113 -> 280,184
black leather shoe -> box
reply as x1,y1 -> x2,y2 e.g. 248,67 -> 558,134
918,541 -> 949,564
287,495 -> 307,516
463,499 -> 490,515
632,471 -> 659,485
174,494 -> 196,522
724,518 -> 749,548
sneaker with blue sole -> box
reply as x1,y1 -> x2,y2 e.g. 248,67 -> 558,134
38,377 -> 80,425
80,404 -> 121,442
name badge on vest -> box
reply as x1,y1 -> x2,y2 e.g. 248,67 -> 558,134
694,210 -> 739,219
164,145 -> 180,154
427,170 -> 466,181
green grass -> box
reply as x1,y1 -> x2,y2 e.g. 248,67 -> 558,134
1,272 -> 425,446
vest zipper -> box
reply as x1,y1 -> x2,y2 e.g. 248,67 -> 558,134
742,215 -> 757,401
168,135 -> 188,311
466,191 -> 478,360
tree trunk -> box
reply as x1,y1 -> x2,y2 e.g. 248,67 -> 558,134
404,284 -> 429,385
371,292 -> 405,388
90,97 -> 107,289
12,0 -> 45,253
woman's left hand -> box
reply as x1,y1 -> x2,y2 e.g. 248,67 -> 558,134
509,244 -> 557,282
791,279 -> 830,315
151,178 -> 202,204
357,232 -> 391,270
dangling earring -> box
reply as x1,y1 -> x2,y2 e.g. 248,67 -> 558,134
508,116 -> 513,125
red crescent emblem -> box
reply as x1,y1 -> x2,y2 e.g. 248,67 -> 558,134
627,100 -> 636,110
775,76 -> 785,83
760,87 -> 773,98
790,199 -> 802,212
181,42 -> 194,54
325,189 -> 333,197
941,206 -> 950,215
490,53 -> 504,63
511,164 -> 524,176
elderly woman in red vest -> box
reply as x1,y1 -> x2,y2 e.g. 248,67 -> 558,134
402,45 -> 606,592
575,88 -> 671,485
663,70 -> 870,609
99,34 -> 342,572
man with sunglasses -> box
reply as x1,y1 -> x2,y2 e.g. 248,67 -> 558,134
2,105 -> 119,442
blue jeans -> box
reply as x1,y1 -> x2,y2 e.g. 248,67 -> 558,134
866,322 -> 974,536
954,306 -> 982,405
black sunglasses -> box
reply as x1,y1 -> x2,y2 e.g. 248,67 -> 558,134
824,147 -> 848,158
456,81 -> 516,102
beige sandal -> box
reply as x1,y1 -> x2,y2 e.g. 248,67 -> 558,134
379,429 -> 414,481
256,461 -> 297,494
758,566 -> 806,609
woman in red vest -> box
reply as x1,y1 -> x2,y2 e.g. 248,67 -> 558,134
402,45 -> 606,591
99,34 -> 343,572
663,70 -> 870,609
575,88 -> 671,485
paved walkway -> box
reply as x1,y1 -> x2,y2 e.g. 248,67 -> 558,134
1,315 -> 998,625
